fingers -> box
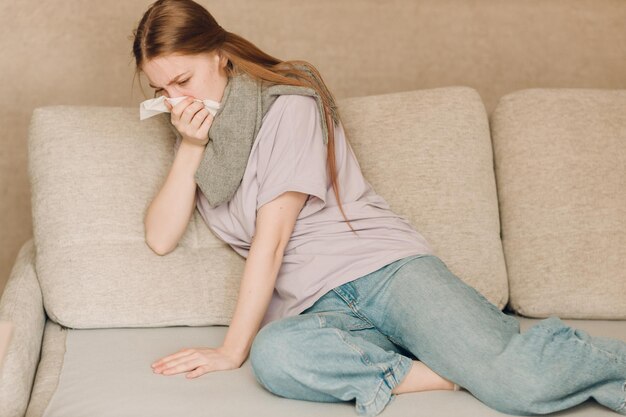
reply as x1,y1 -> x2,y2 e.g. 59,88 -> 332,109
151,347 -> 241,379
156,356 -> 205,376
179,100 -> 205,126
169,96 -> 193,120
152,348 -> 213,378
168,97 -> 211,142
169,97 -> 196,122
197,111 -> 213,138
151,348 -> 193,368
186,365 -> 209,379
189,108 -> 210,130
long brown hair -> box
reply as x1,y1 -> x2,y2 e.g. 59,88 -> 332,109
130,0 -> 357,235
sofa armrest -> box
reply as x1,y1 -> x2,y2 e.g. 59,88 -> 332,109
0,238 -> 46,417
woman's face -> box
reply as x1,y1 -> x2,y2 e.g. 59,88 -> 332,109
142,51 -> 229,102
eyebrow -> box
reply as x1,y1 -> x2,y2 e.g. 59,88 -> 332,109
148,71 -> 189,89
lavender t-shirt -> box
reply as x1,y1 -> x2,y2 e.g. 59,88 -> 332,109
174,94 -> 434,328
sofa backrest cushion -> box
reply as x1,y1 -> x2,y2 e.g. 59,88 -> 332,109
491,88 -> 626,319
28,87 -> 507,328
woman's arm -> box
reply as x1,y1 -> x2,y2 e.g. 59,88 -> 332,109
221,235 -> 285,362
144,140 -> 204,255
150,191 -> 309,378
222,191 -> 309,364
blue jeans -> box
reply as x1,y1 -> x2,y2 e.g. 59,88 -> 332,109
249,254 -> 626,416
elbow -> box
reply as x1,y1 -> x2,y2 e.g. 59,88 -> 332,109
144,215 -> 174,256
149,242 -> 171,256
145,238 -> 170,256
145,230 -> 174,256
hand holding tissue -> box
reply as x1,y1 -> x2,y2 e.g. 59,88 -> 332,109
139,96 -> 221,120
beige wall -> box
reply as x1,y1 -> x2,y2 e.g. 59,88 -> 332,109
1,0 -> 625,297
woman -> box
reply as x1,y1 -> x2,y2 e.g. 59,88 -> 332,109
133,1 -> 626,416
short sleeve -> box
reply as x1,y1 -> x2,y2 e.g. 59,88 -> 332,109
256,95 -> 328,213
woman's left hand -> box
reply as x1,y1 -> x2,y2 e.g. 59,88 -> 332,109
151,346 -> 244,379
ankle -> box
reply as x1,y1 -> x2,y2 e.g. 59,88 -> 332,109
392,360 -> 459,394
438,376 -> 456,391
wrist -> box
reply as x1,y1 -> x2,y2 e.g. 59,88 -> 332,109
177,139 -> 205,158
220,344 -> 248,365
181,136 -> 209,148
175,140 -> 206,177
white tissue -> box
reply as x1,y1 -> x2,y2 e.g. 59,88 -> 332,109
139,96 -> 222,120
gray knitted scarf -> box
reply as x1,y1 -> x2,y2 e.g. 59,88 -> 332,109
183,66 -> 340,208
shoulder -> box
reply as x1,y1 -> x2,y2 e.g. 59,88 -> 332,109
279,93 -> 317,107
267,94 -> 319,120
256,93 -> 327,169
257,95 -> 322,150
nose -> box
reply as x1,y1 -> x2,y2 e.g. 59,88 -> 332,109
158,86 -> 182,98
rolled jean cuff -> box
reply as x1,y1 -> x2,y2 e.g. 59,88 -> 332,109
356,354 -> 414,417
615,380 -> 626,415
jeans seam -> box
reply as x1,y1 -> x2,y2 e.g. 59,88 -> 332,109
575,338 -> 626,366
334,328 -> 379,368
616,380 -> 626,412
320,314 -> 408,416
332,288 -> 352,309
359,378 -> 386,408
350,307 -> 376,329
357,354 -> 412,416
537,323 -> 626,366
316,313 -> 326,328
331,288 -> 377,330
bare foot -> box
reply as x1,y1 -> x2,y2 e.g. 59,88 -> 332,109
392,360 -> 458,395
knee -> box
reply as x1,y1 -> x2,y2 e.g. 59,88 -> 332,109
249,322 -> 282,387
250,314 -> 324,394
249,319 -> 303,393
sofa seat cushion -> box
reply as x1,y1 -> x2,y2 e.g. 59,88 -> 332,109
26,315 -> 626,417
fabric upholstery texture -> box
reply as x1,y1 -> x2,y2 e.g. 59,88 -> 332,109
25,320 -> 66,417
0,239 -> 46,417
27,105 -> 243,328
491,89 -> 626,319
26,87 -> 508,330
27,316 -> 626,417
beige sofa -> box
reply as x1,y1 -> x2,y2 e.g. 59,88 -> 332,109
0,86 -> 624,417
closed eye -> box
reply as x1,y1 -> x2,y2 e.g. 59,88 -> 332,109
154,78 -> 190,94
